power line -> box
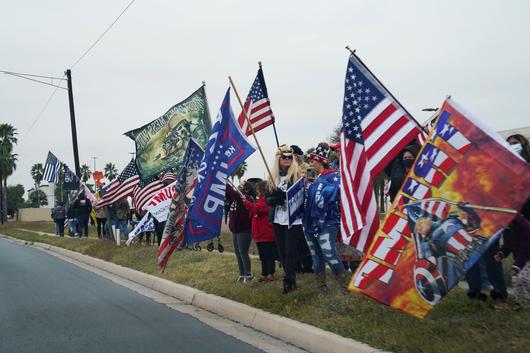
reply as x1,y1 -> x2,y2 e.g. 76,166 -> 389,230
2,71 -> 67,90
18,0 -> 138,140
70,0 -> 137,69
0,70 -> 65,80
20,76 -> 65,142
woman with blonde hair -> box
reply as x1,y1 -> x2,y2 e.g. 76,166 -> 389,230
266,144 -> 306,293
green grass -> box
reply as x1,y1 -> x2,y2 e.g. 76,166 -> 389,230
1,221 -> 528,353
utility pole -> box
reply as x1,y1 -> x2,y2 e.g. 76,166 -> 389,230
65,69 -> 81,178
91,156 -> 98,171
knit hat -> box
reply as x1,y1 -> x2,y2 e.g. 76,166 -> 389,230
308,142 -> 330,165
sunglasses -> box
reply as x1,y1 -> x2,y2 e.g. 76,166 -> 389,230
280,155 -> 293,160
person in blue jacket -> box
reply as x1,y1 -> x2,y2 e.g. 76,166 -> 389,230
303,142 -> 348,293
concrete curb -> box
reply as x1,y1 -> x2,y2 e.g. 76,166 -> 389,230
0,234 -> 386,353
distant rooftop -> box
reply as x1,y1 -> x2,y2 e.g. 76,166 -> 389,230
497,126 -> 530,140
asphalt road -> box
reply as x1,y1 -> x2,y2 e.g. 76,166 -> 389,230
0,238 -> 264,353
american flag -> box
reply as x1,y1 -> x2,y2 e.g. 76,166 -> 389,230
43,151 -> 61,183
160,171 -> 177,183
97,160 -> 140,207
340,54 -> 422,253
132,177 -> 164,214
237,66 -> 275,135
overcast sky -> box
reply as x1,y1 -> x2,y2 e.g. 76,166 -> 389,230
2,0 -> 529,193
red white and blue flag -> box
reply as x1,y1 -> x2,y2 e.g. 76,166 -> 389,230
237,66 -> 275,136
97,160 -> 139,207
186,88 -> 255,244
340,54 -> 422,253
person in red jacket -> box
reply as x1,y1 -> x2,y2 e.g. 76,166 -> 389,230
244,181 -> 277,282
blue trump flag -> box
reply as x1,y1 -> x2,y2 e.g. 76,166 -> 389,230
186,88 -> 255,243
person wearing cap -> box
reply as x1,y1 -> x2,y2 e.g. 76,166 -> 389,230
266,144 -> 305,293
303,142 -> 348,293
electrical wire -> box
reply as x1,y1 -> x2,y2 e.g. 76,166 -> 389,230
18,0 -> 138,141
20,76 -> 65,142
70,0 -> 137,69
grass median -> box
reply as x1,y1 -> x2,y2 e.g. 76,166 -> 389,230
1,221 -> 528,353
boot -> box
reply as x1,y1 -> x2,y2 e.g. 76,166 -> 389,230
315,272 -> 328,293
283,277 -> 296,294
335,270 -> 349,293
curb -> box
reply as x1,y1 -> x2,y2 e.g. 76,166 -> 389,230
0,234 -> 386,353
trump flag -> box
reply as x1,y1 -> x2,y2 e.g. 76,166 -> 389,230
186,88 -> 255,244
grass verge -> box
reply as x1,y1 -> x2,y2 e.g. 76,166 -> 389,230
1,221 -> 528,353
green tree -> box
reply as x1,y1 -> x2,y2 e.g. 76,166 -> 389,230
27,189 -> 48,208
231,161 -> 247,183
6,184 -> 25,218
0,123 -> 18,223
31,163 -> 44,189
104,162 -> 118,181
80,164 -> 91,183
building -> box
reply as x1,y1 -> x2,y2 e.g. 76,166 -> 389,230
27,183 -> 55,208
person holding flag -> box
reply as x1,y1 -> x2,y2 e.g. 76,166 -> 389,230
303,142 -> 347,293
266,144 -> 304,294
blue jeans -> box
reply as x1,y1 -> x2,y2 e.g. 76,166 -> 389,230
116,219 -> 129,238
304,226 -> 344,276
68,218 -> 78,235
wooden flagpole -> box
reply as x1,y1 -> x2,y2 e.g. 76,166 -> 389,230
229,76 -> 275,183
345,46 -> 428,135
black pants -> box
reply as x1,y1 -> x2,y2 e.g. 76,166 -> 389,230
77,216 -> 89,237
96,218 -> 107,238
296,234 -> 313,273
257,241 -> 276,276
273,224 -> 304,281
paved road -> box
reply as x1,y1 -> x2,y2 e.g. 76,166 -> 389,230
0,238 -> 264,353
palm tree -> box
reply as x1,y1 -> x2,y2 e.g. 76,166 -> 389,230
80,164 -> 91,183
31,163 -> 44,189
0,124 -> 18,223
104,162 -> 118,181
231,161 -> 247,183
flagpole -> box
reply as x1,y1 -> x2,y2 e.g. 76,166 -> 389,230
258,61 -> 280,148
345,46 -> 428,135
229,76 -> 275,183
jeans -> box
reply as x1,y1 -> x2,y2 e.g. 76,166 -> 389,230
77,216 -> 89,237
116,219 -> 129,238
233,232 -> 252,276
304,225 -> 345,276
257,241 -> 276,276
68,218 -> 78,236
465,240 -> 507,300
55,219 -> 65,237
273,224 -> 304,281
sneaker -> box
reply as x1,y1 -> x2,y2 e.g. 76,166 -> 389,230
266,275 -> 276,282
235,276 -> 244,283
242,275 -> 254,283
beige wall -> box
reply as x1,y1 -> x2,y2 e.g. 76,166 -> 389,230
19,208 -> 52,222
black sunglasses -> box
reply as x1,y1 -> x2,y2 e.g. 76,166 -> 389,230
280,155 -> 293,160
